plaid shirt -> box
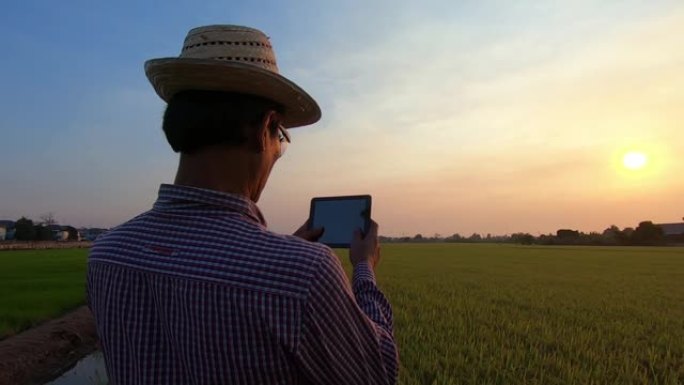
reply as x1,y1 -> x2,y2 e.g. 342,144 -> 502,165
87,184 -> 398,385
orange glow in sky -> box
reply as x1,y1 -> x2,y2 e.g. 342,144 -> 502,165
1,2 -> 682,236
259,5 -> 684,236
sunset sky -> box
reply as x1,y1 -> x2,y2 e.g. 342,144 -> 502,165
1,0 -> 682,236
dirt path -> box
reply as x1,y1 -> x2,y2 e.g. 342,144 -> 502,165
0,306 -> 98,385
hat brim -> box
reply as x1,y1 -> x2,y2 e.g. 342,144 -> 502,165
145,58 -> 321,128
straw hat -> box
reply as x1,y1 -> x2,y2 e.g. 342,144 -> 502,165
145,25 -> 321,128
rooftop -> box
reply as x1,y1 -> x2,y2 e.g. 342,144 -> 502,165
657,222 -> 684,236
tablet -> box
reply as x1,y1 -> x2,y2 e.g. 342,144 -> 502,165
309,195 -> 372,248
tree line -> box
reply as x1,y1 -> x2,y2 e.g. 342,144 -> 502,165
9,215 -> 79,241
381,221 -> 670,246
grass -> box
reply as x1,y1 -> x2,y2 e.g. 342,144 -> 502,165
337,244 -> 684,385
1,244 -> 683,384
0,248 -> 89,339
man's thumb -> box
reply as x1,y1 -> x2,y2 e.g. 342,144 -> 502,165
353,228 -> 363,241
308,227 -> 325,241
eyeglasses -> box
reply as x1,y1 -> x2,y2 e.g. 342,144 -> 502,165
277,124 -> 290,157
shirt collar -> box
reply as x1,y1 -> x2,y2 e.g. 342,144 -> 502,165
152,184 -> 267,227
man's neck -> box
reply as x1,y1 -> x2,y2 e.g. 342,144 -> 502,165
173,147 -> 259,201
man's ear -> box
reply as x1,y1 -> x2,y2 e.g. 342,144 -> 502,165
255,110 -> 279,153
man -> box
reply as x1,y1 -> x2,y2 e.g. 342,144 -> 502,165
87,25 -> 398,385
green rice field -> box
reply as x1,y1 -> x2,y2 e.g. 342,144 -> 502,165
1,244 -> 683,384
0,248 -> 89,339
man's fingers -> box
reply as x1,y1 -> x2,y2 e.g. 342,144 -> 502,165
303,227 -> 324,241
293,219 -> 324,242
367,220 -> 379,238
353,220 -> 379,242
294,219 -> 311,234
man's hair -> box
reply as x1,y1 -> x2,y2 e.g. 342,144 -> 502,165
162,90 -> 284,154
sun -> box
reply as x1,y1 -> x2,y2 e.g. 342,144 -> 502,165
623,151 -> 647,170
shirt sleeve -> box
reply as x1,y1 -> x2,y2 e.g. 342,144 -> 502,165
352,262 -> 394,334
294,252 -> 398,385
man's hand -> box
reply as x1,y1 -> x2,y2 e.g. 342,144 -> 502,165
293,219 -> 324,242
350,220 -> 381,269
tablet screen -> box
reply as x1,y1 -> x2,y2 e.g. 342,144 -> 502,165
310,195 -> 371,248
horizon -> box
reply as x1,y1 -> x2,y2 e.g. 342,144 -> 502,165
1,1 -> 682,237
0,214 -> 680,239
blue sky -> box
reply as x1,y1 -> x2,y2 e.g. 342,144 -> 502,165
1,1 -> 682,235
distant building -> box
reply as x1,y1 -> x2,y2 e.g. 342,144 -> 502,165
657,222 -> 684,244
62,226 -> 80,241
79,228 -> 108,241
55,230 -> 70,241
0,220 -> 16,241
46,225 -> 66,241
45,225 -> 82,241
0,220 -> 14,228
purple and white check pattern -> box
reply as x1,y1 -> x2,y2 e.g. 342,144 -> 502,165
87,184 -> 398,385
